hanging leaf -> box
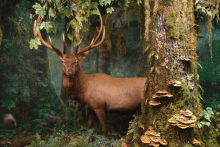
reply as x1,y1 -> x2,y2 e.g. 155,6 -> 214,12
106,7 -> 114,13
32,3 -> 46,17
30,14 -> 33,20
200,121 -> 210,127
206,107 -> 214,115
40,21 -> 53,31
99,0 -> 104,6
197,121 -> 202,128
211,9 -> 217,19
91,2 -> 98,8
30,38 -> 42,49
71,3 -> 77,11
67,33 -> 73,41
137,0 -> 142,5
91,10 -> 99,15
49,8 -> 56,18
203,112 -> 211,122
105,0 -> 111,5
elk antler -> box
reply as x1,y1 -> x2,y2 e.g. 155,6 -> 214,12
33,6 -> 105,56
62,33 -> 67,54
75,7 -> 105,55
33,14 -> 63,56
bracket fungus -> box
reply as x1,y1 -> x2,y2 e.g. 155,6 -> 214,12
193,24 -> 200,28
149,90 -> 173,106
149,99 -> 161,106
156,90 -> 173,98
156,90 -> 168,95
193,139 -> 201,146
140,126 -> 167,147
168,110 -> 197,129
180,56 -> 194,62
168,80 -> 181,87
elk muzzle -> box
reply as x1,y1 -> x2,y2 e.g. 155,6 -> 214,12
67,69 -> 74,77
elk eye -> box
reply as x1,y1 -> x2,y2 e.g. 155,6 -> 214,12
76,61 -> 78,63
62,61 -> 64,63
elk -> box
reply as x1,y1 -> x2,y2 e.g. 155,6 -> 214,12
33,8 -> 147,138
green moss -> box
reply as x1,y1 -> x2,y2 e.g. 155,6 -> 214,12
164,0 -> 174,6
165,12 -> 176,39
179,82 -> 190,102
166,12 -> 175,26
179,27 -> 185,39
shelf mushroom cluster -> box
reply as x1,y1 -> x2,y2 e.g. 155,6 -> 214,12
140,126 -> 167,147
180,56 -> 194,61
149,90 -> 173,106
168,110 -> 197,129
168,80 -> 181,87
193,139 -> 201,146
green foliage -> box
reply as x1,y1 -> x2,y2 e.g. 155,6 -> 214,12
87,136 -> 120,147
0,39 -> 33,109
137,0 -> 142,5
0,27 -> 2,45
30,0 -> 137,50
106,7 -> 114,13
30,38 -> 42,49
30,0 -> 100,49
67,129 -> 94,146
0,127 -> 17,141
0,4 -> 61,142
195,0 -> 219,59
213,106 -> 220,129
198,107 -> 214,128
28,133 -> 44,147
197,27 -> 220,109
195,0 -> 218,19
99,0 -> 133,12
28,129 -> 121,147
127,115 -> 144,142
40,21 -> 53,32
32,3 -> 46,17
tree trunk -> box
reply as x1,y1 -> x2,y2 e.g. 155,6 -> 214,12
127,1 -> 219,146
27,30 -> 58,120
60,17 -> 73,104
95,47 -> 99,73
99,43 -> 110,74
98,14 -> 113,75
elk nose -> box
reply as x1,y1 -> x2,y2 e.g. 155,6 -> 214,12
67,69 -> 74,77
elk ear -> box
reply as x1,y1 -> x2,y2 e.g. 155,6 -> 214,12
78,51 -> 89,62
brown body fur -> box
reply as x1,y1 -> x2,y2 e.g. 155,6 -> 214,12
63,65 -> 146,138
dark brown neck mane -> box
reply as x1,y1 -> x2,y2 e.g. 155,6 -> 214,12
62,66 -> 86,103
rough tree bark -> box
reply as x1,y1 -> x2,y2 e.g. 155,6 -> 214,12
98,14 -> 113,75
99,43 -> 110,74
127,1 -> 219,147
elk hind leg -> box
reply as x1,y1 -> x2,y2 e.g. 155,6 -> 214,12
87,110 -> 95,130
93,109 -> 109,139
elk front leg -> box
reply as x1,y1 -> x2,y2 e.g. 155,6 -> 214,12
87,110 -> 95,130
93,109 -> 109,139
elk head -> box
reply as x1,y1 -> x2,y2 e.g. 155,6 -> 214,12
33,8 -> 105,78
